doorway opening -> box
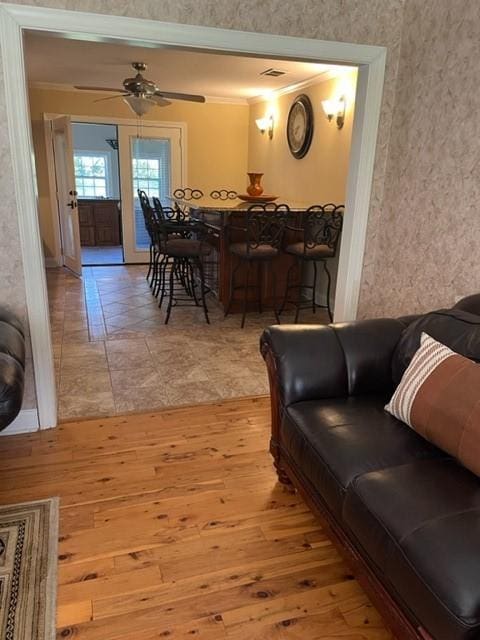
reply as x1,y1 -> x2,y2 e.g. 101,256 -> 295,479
1,4 -> 386,428
72,122 -> 124,266
28,38 -> 357,421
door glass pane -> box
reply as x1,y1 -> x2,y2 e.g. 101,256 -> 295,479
131,137 -> 171,250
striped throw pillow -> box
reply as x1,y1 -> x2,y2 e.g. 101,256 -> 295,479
385,332 -> 480,477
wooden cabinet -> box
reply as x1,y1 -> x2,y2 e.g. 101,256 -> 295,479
78,199 -> 121,246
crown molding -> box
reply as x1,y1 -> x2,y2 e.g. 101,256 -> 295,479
28,82 -> 248,105
247,66 -> 356,104
204,95 -> 248,105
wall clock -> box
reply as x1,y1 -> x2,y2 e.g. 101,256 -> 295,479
286,94 -> 314,159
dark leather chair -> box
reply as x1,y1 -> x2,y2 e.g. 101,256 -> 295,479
225,203 -> 289,328
281,203 -> 344,321
260,298 -> 480,640
0,308 -> 25,431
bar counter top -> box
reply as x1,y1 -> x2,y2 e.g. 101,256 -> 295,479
169,196 -> 313,213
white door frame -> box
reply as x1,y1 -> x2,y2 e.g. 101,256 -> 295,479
0,2 -> 386,429
43,114 -> 188,265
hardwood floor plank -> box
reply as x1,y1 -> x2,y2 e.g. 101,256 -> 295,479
0,397 -> 391,639
94,551 -> 347,620
57,599 -> 93,628
58,566 -> 162,605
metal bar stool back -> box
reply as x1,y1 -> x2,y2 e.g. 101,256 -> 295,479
210,189 -> 238,201
225,203 -> 289,328
281,203 -> 344,322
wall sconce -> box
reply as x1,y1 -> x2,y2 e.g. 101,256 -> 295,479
255,114 -> 274,139
321,96 -> 346,129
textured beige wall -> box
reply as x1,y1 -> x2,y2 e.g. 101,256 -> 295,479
247,71 -> 357,203
29,87 -> 249,258
358,0 -> 480,317
0,0 -> 406,413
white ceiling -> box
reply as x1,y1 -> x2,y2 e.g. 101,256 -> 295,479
24,32 -> 345,101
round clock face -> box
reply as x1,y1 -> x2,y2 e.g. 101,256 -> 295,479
287,95 -> 314,159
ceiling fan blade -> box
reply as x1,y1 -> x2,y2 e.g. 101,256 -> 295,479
155,90 -> 205,103
93,94 -> 129,103
150,95 -> 172,107
74,86 -> 128,93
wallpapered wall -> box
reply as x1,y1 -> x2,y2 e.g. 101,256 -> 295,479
359,0 -> 480,317
0,0 -> 406,413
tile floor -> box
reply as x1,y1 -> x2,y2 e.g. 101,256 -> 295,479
81,245 -> 124,265
47,265 -> 328,421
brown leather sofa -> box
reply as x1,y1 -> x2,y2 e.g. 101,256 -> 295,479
0,308 -> 25,431
260,295 -> 480,640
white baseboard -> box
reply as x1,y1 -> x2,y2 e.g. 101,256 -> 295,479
45,256 -> 61,268
1,409 -> 39,435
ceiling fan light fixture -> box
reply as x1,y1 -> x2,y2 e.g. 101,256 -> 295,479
123,95 -> 156,117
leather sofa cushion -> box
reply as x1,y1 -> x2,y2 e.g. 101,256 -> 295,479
392,309 -> 480,385
344,459 -> 480,640
281,396 -> 444,518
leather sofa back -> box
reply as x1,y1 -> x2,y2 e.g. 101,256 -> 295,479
392,308 -> 480,385
454,293 -> 480,316
262,319 -> 406,406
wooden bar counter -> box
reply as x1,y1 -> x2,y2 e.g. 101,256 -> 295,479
172,197 -> 311,313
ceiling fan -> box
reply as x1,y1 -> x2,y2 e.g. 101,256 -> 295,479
74,62 -> 206,117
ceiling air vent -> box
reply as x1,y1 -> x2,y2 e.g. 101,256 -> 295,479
260,68 -> 286,77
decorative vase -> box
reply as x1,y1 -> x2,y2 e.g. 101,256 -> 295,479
246,172 -> 264,197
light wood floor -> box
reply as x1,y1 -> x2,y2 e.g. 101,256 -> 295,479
0,397 -> 391,639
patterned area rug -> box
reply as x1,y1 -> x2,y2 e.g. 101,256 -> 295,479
0,498 -> 58,639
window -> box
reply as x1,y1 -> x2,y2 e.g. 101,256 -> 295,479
132,158 -> 162,197
74,153 -> 109,198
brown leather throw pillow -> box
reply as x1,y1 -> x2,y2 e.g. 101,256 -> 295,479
385,332 -> 480,477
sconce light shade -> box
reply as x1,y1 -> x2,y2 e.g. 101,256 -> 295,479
255,114 -> 274,139
321,96 -> 346,129
123,95 -> 156,117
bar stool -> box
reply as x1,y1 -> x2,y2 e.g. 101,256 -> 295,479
225,203 -> 289,328
156,221 -> 212,324
138,190 -> 211,323
280,203 -> 344,322
138,190 -> 161,288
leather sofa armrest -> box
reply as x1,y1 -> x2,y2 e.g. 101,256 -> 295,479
0,312 -> 26,432
260,318 -> 406,408
0,354 -> 25,431
261,325 -> 348,407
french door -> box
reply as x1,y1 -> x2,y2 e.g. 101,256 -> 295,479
118,125 -> 183,263
51,116 -> 82,276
